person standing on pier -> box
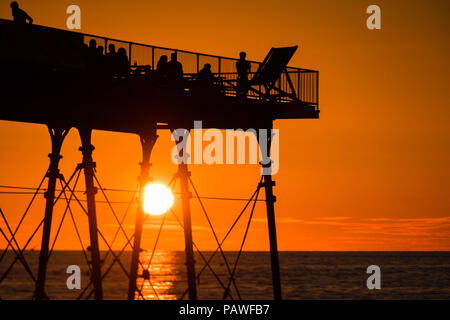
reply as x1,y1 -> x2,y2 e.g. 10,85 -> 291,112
10,1 -> 33,24
167,52 -> 184,91
236,51 -> 251,99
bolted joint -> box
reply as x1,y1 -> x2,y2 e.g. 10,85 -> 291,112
260,181 -> 276,188
142,269 -> 150,280
178,167 -> 192,178
265,195 -> 277,203
77,161 -> 97,170
45,168 -> 60,178
259,159 -> 273,168
138,176 -> 153,185
138,161 -> 152,171
48,153 -> 63,161
182,191 -> 193,199
78,144 -> 95,155
267,180 -> 276,187
84,186 -> 98,195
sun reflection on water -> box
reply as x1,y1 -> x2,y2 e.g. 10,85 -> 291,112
137,251 -> 179,300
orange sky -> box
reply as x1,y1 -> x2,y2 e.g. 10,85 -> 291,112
0,0 -> 449,251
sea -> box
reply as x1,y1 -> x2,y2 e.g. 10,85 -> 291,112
0,251 -> 449,300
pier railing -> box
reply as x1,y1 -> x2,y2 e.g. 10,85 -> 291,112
0,18 -> 318,107
83,35 -> 318,106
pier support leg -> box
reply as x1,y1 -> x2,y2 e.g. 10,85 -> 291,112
178,161 -> 197,300
263,174 -> 282,300
78,128 -> 103,300
34,127 -> 69,300
259,124 -> 282,300
128,130 -> 158,300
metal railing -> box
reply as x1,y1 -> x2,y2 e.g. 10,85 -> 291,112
82,34 -> 318,107
0,18 -> 318,107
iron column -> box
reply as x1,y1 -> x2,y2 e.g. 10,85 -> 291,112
259,124 -> 282,300
178,161 -> 197,300
128,130 -> 158,300
35,127 -> 69,300
78,128 -> 103,300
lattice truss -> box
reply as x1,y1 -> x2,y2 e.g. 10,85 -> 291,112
0,159 -> 265,300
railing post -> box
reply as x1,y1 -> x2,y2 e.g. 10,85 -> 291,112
152,47 -> 155,70
129,42 -> 132,67
196,54 -> 199,73
316,71 -> 319,108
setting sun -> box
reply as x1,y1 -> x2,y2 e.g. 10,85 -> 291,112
143,183 -> 174,216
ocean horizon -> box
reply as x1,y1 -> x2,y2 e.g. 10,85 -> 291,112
1,251 -> 449,300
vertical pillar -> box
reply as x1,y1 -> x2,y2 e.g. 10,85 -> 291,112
35,127 -> 69,300
259,124 -> 282,300
128,130 -> 158,300
178,162 -> 197,300
263,174 -> 282,300
171,129 -> 197,299
78,128 -> 103,300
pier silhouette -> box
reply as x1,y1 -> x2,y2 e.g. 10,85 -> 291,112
0,18 -> 319,300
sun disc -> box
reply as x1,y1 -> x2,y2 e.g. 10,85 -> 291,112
143,183 -> 174,215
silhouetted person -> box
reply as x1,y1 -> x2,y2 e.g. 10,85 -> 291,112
88,39 -> 97,52
107,44 -> 116,56
98,46 -> 104,55
143,64 -> 151,78
85,39 -> 98,72
156,55 -> 168,84
106,44 -> 116,60
166,52 -> 184,90
132,62 -> 143,77
117,47 -> 129,77
10,1 -> 33,24
96,46 -> 107,75
198,63 -> 214,88
156,54 -> 167,73
105,44 -> 117,77
236,51 -> 251,99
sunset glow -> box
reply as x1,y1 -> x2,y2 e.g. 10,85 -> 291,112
0,0 -> 449,252
143,183 -> 174,216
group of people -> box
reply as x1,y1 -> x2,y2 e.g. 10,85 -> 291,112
155,53 -> 184,89
154,51 -> 251,96
8,1 -> 252,97
85,40 -> 130,78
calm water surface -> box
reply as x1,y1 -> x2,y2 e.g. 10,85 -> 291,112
1,251 -> 449,299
